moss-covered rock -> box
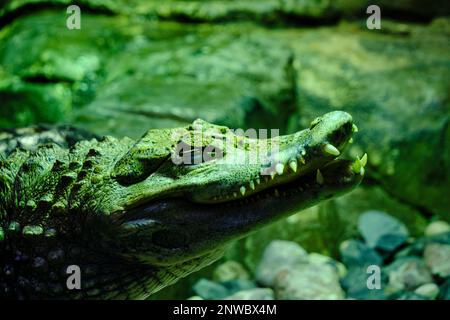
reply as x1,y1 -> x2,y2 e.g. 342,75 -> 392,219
281,19 -> 450,219
0,11 -> 296,137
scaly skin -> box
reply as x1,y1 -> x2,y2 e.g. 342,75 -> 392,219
0,111 -> 365,299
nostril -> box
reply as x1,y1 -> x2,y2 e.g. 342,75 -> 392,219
309,117 -> 322,129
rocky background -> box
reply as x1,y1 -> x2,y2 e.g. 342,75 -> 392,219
0,0 -> 449,299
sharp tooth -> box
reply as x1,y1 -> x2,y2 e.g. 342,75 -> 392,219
360,153 -> 368,167
240,186 -> 246,196
270,172 -> 276,180
256,178 -> 261,185
352,158 -> 362,174
233,192 -> 238,198
289,161 -> 297,173
249,181 -> 255,190
299,156 -> 306,164
274,189 -> 279,197
323,143 -> 340,156
264,176 -> 269,183
352,153 -> 367,175
275,163 -> 284,175
349,137 -> 353,144
316,169 -> 324,184
301,150 -> 306,156
352,124 -> 358,133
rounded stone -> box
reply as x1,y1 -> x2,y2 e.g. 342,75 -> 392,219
425,221 -> 450,237
358,210 -> 409,252
213,260 -> 250,282
256,240 -> 308,287
273,263 -> 345,300
414,283 -> 439,299
423,243 -> 450,278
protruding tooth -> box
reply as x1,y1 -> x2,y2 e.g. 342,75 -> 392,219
274,189 -> 280,197
352,158 -> 365,175
256,178 -> 261,185
275,163 -> 285,175
289,161 -> 297,173
316,169 -> 324,185
298,156 -> 306,164
352,159 -> 361,173
249,181 -> 255,190
240,186 -> 246,196
270,172 -> 276,180
352,124 -> 358,133
233,192 -> 238,198
301,149 -> 306,156
360,153 -> 368,167
323,143 -> 340,156
349,137 -> 353,144
264,176 -> 269,183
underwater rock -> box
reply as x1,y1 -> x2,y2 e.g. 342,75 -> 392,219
255,240 -> 308,287
439,279 -> 450,300
358,211 -> 409,252
384,257 -> 433,293
339,239 -> 383,267
394,231 -> 450,259
74,23 -> 296,137
290,19 -> 450,219
423,243 -> 450,278
273,263 -> 345,300
425,221 -> 450,237
225,288 -> 274,300
0,11 -> 296,137
341,266 -> 387,300
192,279 -> 229,300
221,280 -> 257,295
212,261 -> 250,283
308,252 -> 347,278
414,283 -> 440,300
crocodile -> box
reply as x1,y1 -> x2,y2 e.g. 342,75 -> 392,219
0,111 -> 366,299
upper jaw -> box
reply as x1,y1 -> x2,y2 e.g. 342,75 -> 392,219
114,111 -> 362,211
188,111 -> 358,203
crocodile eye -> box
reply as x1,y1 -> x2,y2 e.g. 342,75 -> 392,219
310,117 -> 322,129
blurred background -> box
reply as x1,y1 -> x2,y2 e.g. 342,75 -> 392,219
0,0 -> 449,300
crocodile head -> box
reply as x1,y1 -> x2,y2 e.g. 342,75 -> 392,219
104,111 -> 365,288
1,111 -> 365,299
